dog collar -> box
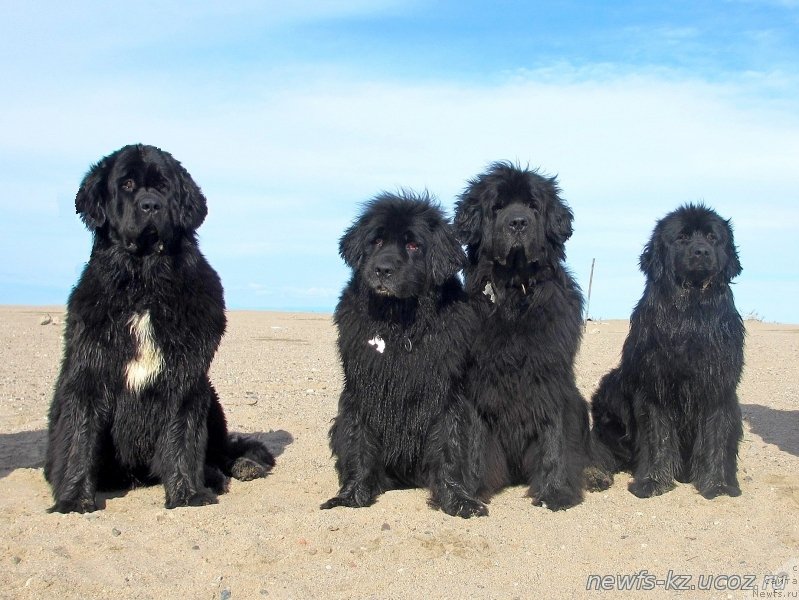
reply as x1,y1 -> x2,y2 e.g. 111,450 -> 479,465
483,279 -> 534,303
367,334 -> 413,354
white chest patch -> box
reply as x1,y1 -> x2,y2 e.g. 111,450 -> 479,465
125,311 -> 164,393
367,335 -> 386,354
483,282 -> 497,304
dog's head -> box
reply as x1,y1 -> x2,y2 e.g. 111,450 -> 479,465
75,144 -> 207,255
340,191 -> 464,299
640,203 -> 742,288
454,162 -> 573,270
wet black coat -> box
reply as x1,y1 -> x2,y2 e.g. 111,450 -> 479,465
322,192 -> 487,518
454,162 -> 602,511
591,204 -> 745,499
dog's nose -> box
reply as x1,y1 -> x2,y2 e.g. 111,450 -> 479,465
138,196 -> 162,214
693,245 -> 711,257
508,216 -> 529,232
375,264 -> 394,279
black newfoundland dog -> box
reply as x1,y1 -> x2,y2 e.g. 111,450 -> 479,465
321,191 -> 488,518
454,161 -> 604,511
591,204 -> 744,499
45,144 -> 274,513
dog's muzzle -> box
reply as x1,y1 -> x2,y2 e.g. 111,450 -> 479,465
122,192 -> 171,254
369,251 -> 402,295
685,241 -> 717,272
493,204 -> 541,265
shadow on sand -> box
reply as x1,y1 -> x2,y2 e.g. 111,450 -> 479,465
0,429 -> 294,482
0,429 -> 46,478
741,404 -> 799,457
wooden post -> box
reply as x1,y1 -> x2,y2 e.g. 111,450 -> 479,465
584,258 -> 595,330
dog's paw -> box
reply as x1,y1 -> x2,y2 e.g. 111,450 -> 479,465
320,480 -> 378,510
47,496 -> 98,514
533,488 -> 582,511
584,466 -> 613,492
726,485 -> 742,498
186,489 -> 219,507
698,481 -> 741,499
320,495 -> 366,510
320,490 -> 376,510
320,496 -> 351,510
165,487 -> 218,509
444,497 -> 489,519
629,478 -> 674,498
230,457 -> 271,481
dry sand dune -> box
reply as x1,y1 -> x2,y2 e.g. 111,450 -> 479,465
0,305 -> 797,599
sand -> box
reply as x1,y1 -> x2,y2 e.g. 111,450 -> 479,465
0,305 -> 797,599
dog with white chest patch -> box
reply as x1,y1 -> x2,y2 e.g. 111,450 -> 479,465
45,144 -> 274,513
321,191 -> 488,518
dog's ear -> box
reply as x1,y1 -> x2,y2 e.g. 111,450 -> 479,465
454,184 -> 489,248
75,155 -> 113,230
539,177 -> 573,246
339,213 -> 370,269
172,157 -> 208,230
428,219 -> 466,285
545,198 -> 574,246
722,220 -> 742,281
639,235 -> 665,281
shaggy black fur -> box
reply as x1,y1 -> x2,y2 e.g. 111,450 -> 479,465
321,191 -> 487,518
591,204 -> 745,499
454,161 -> 605,511
45,144 -> 274,513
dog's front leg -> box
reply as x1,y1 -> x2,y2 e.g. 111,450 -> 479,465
691,399 -> 743,498
321,407 -> 383,509
629,397 -> 679,498
45,383 -> 102,513
428,400 -> 488,518
160,385 -> 217,509
529,410 -> 584,510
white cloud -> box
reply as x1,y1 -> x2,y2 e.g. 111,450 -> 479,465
2,62 -> 798,319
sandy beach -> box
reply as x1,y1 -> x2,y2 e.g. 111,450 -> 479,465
0,305 -> 796,599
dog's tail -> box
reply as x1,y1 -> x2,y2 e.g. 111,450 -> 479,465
226,434 -> 276,481
206,393 -> 275,481
590,369 -> 635,473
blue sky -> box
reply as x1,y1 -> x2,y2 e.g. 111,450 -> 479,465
1,1 -> 798,321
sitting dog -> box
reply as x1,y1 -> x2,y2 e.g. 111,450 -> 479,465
321,191 -> 487,518
454,161 -> 606,511
45,144 -> 274,513
591,204 -> 745,499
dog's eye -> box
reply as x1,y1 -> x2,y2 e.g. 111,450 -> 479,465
406,241 -> 420,252
373,238 -> 383,248
677,233 -> 689,242
122,179 -> 135,192
706,233 -> 717,242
